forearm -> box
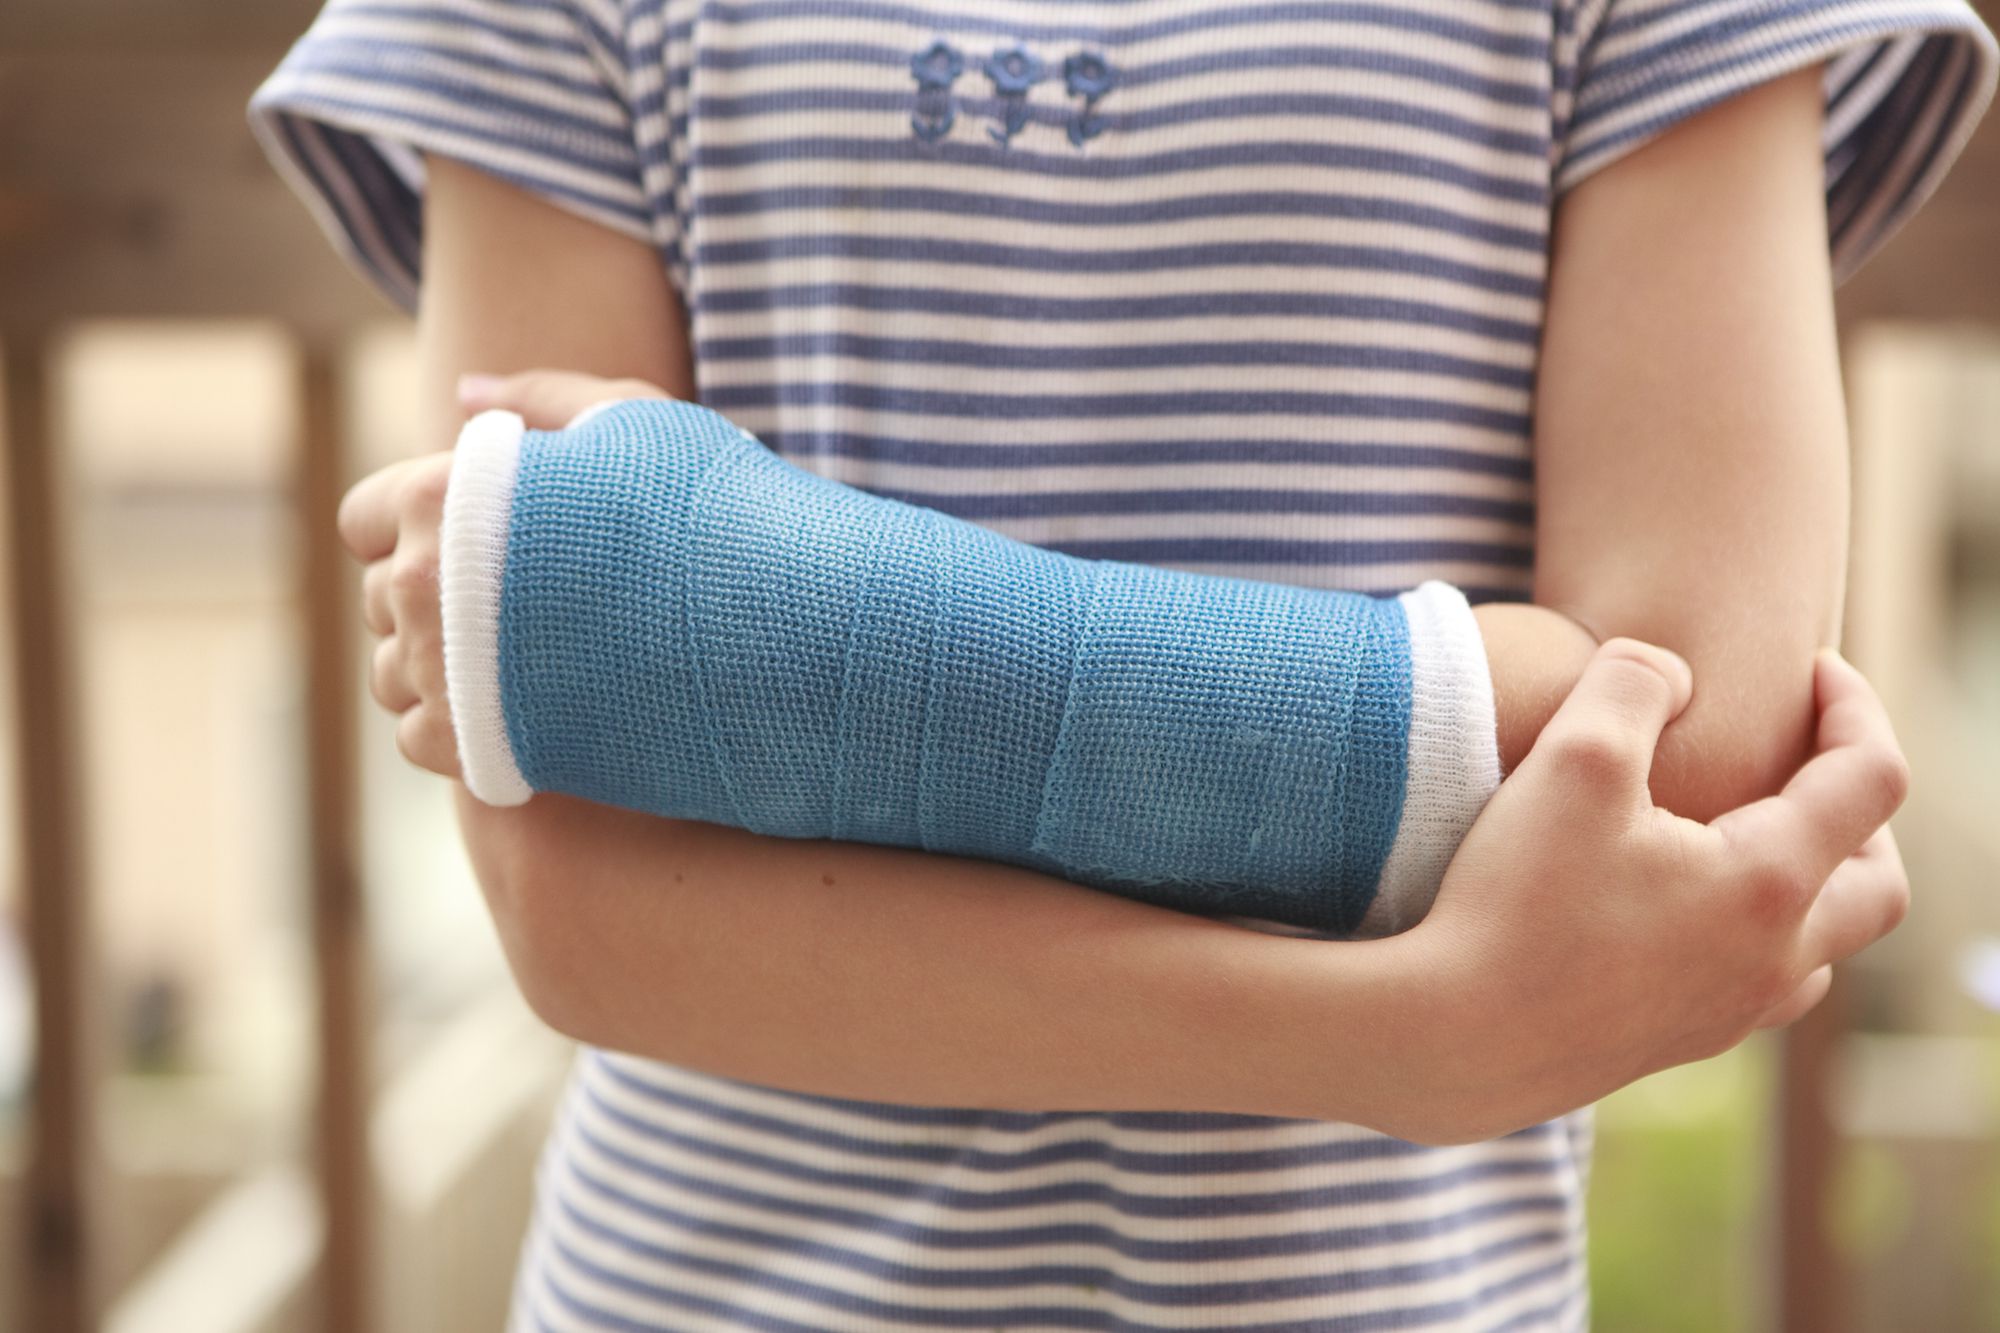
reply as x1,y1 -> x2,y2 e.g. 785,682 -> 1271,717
453,782 -> 1420,1120
452,398 -> 1506,936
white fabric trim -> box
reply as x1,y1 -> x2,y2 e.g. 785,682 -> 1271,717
440,408 -> 534,807
1360,580 -> 1503,939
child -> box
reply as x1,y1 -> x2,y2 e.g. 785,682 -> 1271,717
250,0 -> 1993,1327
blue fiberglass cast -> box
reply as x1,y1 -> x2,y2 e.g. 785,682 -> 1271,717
438,397 -> 1501,938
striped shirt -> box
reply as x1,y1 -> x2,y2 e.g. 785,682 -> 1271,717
249,0 -> 1995,1327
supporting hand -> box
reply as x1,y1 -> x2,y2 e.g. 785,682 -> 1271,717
1364,639 -> 1910,1145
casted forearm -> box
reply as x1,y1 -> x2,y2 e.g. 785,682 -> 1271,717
446,398 -> 1504,938
452,594 -> 1594,1113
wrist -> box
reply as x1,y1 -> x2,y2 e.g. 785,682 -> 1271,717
1361,581 -> 1505,937
1262,927 -> 1454,1130
1471,602 -> 1601,773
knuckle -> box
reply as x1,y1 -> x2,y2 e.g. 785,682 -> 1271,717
1736,845 -> 1811,929
412,636 -> 448,698
388,553 -> 438,598
1547,726 -> 1632,786
396,705 -> 456,776
1746,961 -> 1798,1016
1729,941 -> 1805,1017
395,460 -> 450,516
1868,743 -> 1913,813
393,712 -> 421,764
362,564 -> 392,621
1877,870 -> 1912,935
369,638 -> 399,701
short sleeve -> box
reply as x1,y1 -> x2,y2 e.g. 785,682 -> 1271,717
1552,0 -> 1998,285
246,0 -> 659,314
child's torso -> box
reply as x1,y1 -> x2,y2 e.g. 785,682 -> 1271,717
625,0 -> 1556,602
509,6 -> 1588,1330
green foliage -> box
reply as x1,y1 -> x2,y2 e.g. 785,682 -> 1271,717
1585,1042 -> 1770,1333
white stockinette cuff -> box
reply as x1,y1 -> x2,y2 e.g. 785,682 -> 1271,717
1359,579 -> 1503,938
439,406 -> 534,807
439,398 -> 647,806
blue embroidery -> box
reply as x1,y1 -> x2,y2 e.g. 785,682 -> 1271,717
907,39 -> 1112,149
1064,50 -> 1115,100
982,43 -> 1045,146
1063,50 -> 1115,148
910,39 -> 963,90
909,39 -> 963,142
912,102 -> 956,141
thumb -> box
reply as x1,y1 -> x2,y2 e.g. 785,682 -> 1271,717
458,369 -> 668,431
1520,636 -> 1694,809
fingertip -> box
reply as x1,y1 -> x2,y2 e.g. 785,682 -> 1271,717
1817,644 -> 1857,684
334,472 -> 392,561
1812,645 -> 1874,714
334,484 -> 360,542
1659,645 -> 1694,712
457,372 -> 504,406
1594,636 -> 1693,716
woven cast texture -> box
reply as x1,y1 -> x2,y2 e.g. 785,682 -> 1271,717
499,398 -> 1413,935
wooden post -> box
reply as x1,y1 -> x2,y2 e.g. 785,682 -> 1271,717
296,339 -> 371,1333
4,335 -> 97,1333
1776,983 -> 1847,1333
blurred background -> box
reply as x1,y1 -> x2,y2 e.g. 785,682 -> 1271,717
0,3 -> 1997,1331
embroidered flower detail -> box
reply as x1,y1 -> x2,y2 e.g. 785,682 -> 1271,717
911,103 -> 957,141
910,39 -> 964,142
982,42 -> 1046,146
910,39 -> 964,91
1064,51 -> 1112,149
1063,50 -> 1115,101
1066,110 -> 1107,146
984,43 -> 1045,96
1062,49 -> 1115,148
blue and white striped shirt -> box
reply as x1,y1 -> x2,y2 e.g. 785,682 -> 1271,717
250,0 -> 1994,1326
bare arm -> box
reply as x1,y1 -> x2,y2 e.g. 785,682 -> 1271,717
1534,63 -> 1848,820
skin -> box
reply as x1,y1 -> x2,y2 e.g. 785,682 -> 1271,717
338,63 -> 1913,1141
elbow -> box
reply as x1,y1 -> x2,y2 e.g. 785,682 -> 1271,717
1646,647 -> 1822,824
1539,596 -> 1829,824
1652,727 -> 1809,825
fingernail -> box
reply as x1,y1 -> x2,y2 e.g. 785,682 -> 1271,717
458,373 -> 503,403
